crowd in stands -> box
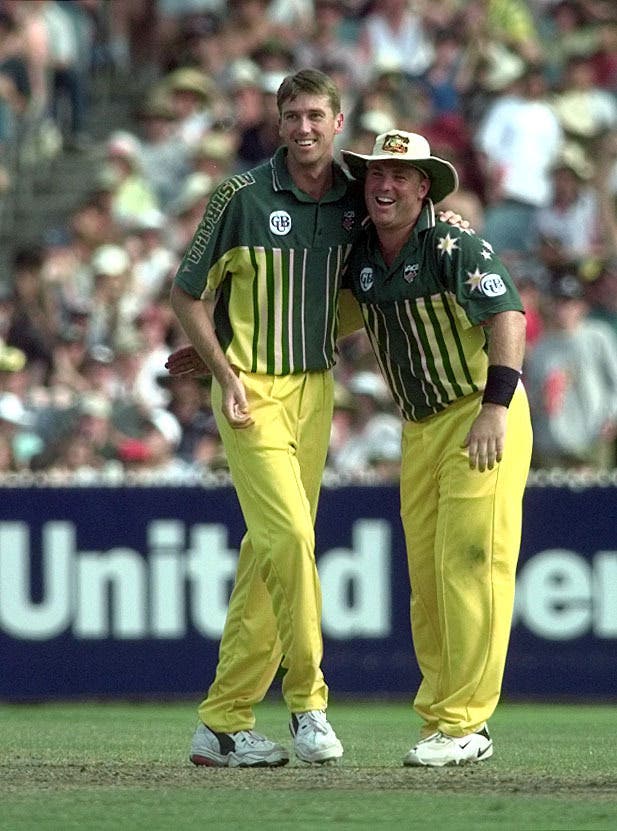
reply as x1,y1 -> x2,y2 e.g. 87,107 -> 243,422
1,0 -> 617,483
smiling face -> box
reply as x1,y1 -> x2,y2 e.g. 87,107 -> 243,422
364,160 -> 430,233
278,92 -> 344,170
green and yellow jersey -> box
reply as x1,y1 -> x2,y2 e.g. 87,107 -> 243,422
174,146 -> 364,375
344,202 -> 524,421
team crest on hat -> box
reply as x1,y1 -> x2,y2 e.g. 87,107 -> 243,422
382,133 -> 409,155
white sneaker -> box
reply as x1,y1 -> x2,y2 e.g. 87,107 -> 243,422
289,710 -> 344,764
403,725 -> 493,767
190,723 -> 289,767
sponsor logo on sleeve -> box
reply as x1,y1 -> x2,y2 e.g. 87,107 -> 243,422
465,268 -> 507,296
480,273 -> 507,297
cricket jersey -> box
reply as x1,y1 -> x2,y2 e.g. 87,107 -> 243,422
344,201 -> 524,421
174,146 -> 364,375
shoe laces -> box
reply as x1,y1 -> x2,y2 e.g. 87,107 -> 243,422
418,731 -> 454,747
233,729 -> 268,746
296,710 -> 329,735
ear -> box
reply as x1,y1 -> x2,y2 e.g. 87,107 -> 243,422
419,176 -> 431,198
334,112 -> 344,135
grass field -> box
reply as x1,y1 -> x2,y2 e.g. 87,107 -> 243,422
1,699 -> 616,831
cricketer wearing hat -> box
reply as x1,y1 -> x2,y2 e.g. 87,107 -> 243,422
341,131 -> 533,767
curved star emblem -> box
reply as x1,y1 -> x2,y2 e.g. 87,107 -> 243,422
436,233 -> 460,257
465,267 -> 485,291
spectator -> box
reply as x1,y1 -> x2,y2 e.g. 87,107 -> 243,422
0,8 -> 32,155
170,12 -> 227,83
358,0 -> 435,80
532,142 -> 603,274
167,171 -> 216,253
0,389 -> 42,471
221,0 -> 279,61
48,322 -> 91,395
235,68 -> 283,169
191,129 -> 239,183
329,370 -> 402,480
5,247 -> 59,385
551,53 -> 617,147
134,93 -> 191,212
586,256 -> 617,341
293,0 -> 366,88
132,303 -> 175,410
128,210 -> 177,308
161,65 -> 218,151
132,406 -> 190,479
40,0 -> 92,150
541,0 -> 604,86
104,130 -> 160,228
420,28 -> 473,119
525,272 -> 617,470
474,64 -> 563,255
461,0 -> 542,67
88,243 -> 140,350
158,371 -> 221,467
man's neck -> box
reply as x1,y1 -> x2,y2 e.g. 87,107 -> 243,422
286,156 -> 334,200
376,225 -> 415,268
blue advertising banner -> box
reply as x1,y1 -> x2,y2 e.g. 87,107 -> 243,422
0,483 -> 616,701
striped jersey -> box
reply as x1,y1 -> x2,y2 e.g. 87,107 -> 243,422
174,146 -> 364,375
343,202 -> 524,421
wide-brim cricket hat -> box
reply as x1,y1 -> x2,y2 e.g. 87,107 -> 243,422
341,130 -> 458,203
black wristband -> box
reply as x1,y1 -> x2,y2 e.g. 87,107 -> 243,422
482,365 -> 521,408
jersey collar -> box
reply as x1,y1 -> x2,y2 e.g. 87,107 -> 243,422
270,146 -> 351,203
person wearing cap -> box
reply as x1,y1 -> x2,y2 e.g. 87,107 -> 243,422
135,93 -> 191,212
340,129 -> 533,767
525,271 -> 617,470
163,66 -> 218,151
329,369 -> 402,479
104,131 -> 160,228
531,142 -> 603,273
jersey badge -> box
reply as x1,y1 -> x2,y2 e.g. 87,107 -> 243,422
360,267 -> 374,292
436,232 -> 459,257
269,210 -> 292,235
342,210 -> 356,232
403,263 -> 419,283
466,268 -> 507,296
480,273 -> 507,297
480,239 -> 494,260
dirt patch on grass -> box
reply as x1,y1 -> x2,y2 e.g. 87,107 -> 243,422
2,763 -> 616,800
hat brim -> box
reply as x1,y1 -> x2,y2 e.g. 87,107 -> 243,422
341,151 -> 458,204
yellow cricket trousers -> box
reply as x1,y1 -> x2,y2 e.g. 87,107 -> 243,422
198,369 -> 334,732
400,387 -> 532,738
